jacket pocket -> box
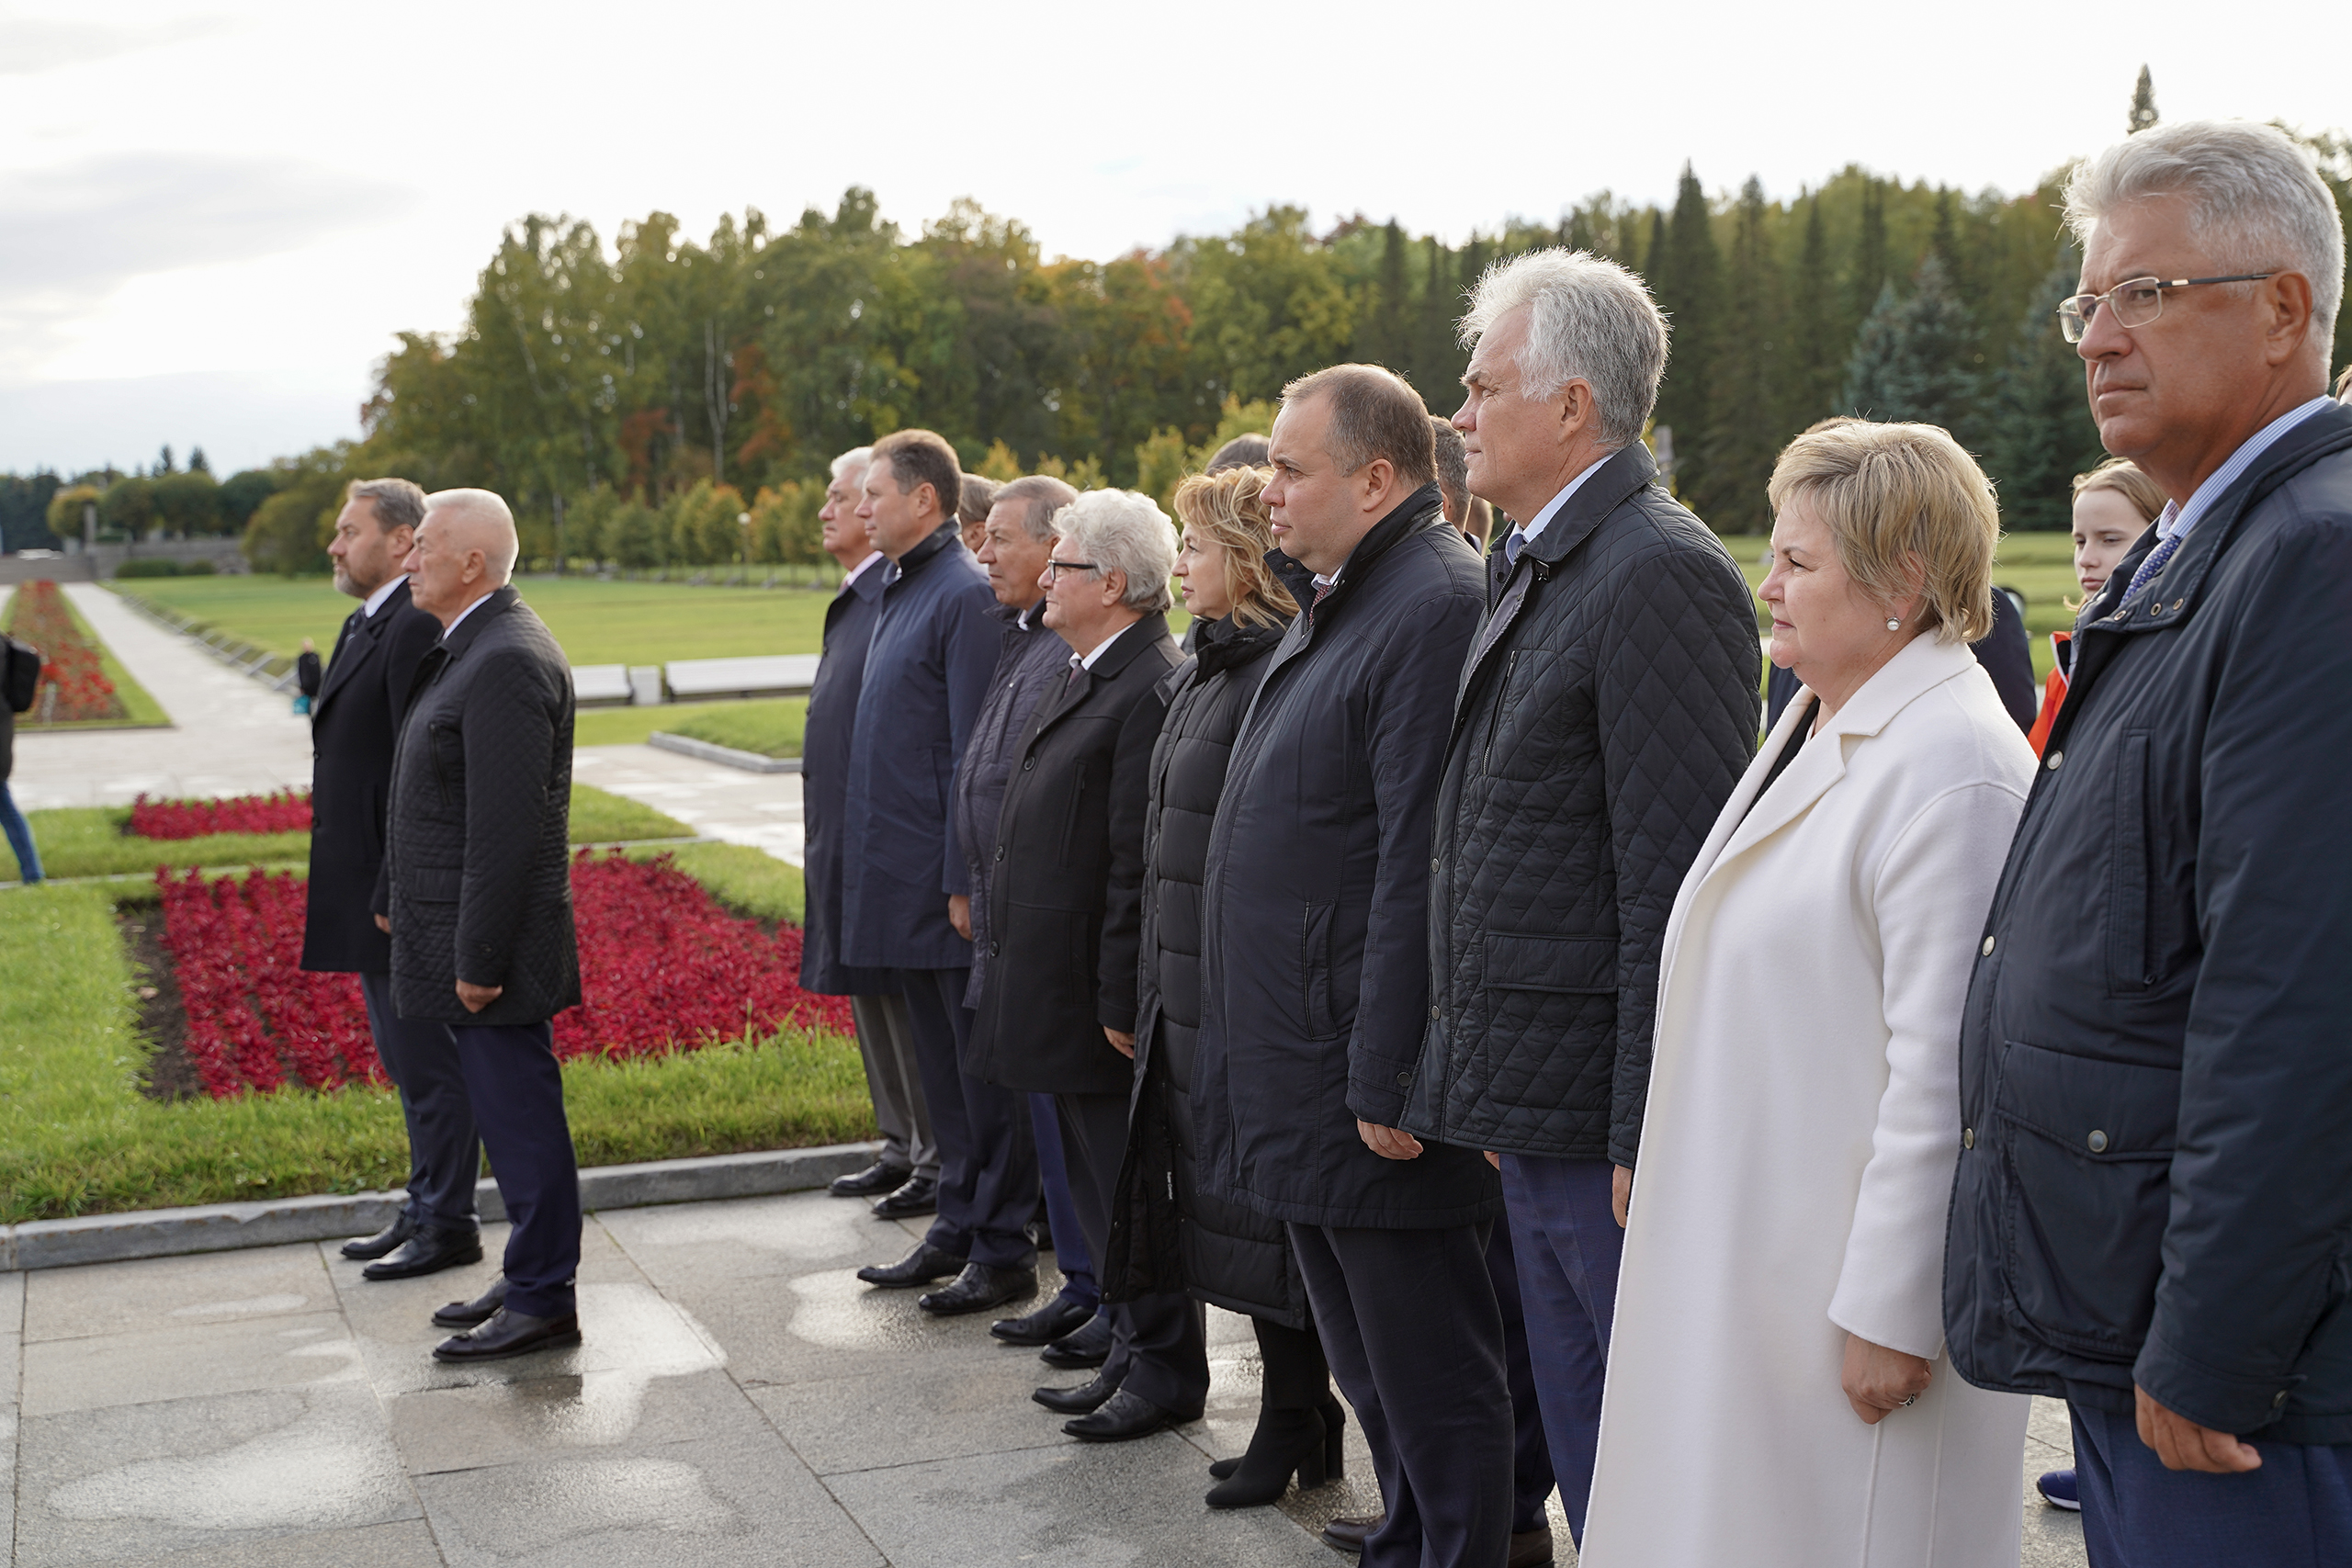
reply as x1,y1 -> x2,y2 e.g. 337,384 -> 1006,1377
1301,901 -> 1338,1040
427,720 -> 461,810
1060,759 -> 1090,864
1482,932 -> 1613,993
2106,732 -> 2152,995
1995,1039 -> 2177,1360
410,865 -> 462,904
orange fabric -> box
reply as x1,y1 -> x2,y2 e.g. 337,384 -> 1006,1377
2027,633 -> 2070,756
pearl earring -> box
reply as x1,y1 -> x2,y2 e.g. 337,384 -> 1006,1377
1885,616 -> 1901,631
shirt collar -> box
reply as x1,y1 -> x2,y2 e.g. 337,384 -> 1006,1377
842,550 -> 884,588
1016,598 -> 1045,631
360,574 -> 406,618
441,590 -> 496,639
1072,622 -> 1132,671
2156,395 -> 2338,543
1510,454 -> 1611,551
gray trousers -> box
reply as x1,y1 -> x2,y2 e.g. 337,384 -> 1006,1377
849,991 -> 937,1179
358,971 -> 481,1231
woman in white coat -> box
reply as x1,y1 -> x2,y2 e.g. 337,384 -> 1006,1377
1580,421 -> 2035,1568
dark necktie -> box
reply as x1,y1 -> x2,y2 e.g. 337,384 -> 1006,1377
2121,529 -> 2183,604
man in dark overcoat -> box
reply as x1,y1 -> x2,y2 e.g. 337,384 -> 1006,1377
1944,119 -> 2352,1567
1196,366 -> 1506,1568
377,488 -> 583,1363
300,478 -> 482,1281
966,489 -> 1199,1442
842,429 -> 1039,1316
801,445 -> 940,1219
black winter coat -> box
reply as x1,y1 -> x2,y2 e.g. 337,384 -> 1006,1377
299,580 -> 441,974
953,601 -> 1070,1009
1945,402 -> 2352,1444
1404,445 -> 1759,1167
1197,484 -> 1499,1229
379,588 -> 581,1026
1105,613 -> 1311,1326
797,558 -> 891,996
968,615 -> 1181,1096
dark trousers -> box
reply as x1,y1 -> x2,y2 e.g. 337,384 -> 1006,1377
1289,1221 -> 1512,1568
1029,1092 -> 1098,1309
1484,1212 -> 1559,1535
2072,1402 -> 2352,1568
849,991 -> 937,1179
449,1020 -> 580,1318
892,967 -> 1036,1270
1500,1153 -> 1623,1545
1057,1089 -> 1207,1414
359,971 -> 481,1232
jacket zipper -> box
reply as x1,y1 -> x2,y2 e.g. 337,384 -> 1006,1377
1483,651 -> 1519,772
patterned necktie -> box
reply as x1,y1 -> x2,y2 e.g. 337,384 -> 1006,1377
1504,528 -> 1526,570
1065,660 -> 1083,693
2121,529 -> 2184,604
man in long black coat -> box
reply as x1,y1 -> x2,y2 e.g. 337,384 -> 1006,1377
300,478 -> 481,1280
378,488 -> 583,1363
966,490 -> 1198,1441
1197,366 -> 1507,1568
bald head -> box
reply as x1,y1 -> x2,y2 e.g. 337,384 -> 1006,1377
404,487 -> 520,626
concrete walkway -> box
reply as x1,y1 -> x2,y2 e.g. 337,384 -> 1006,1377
572,745 -> 803,866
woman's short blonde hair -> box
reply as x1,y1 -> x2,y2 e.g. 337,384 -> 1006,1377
2071,457 -> 2167,524
1767,421 -> 1998,645
1171,467 -> 1299,630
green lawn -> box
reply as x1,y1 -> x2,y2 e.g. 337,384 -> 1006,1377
4,585 -> 169,729
0,845 -> 865,1224
119,574 -> 834,667
575,698 -> 806,758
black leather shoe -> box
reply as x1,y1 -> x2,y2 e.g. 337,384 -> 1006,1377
1032,1369 -> 1123,1415
1064,1387 -> 1193,1442
856,1242 -> 965,1289
432,1275 -> 508,1328
1321,1514 -> 1378,1553
870,1174 -> 938,1219
918,1263 -> 1036,1316
830,1159 -> 912,1198
340,1212 -> 417,1260
361,1225 -> 483,1281
1040,1311 -> 1114,1368
1508,1526 -> 1555,1568
431,1306 -> 582,1362
989,1292 -> 1095,1347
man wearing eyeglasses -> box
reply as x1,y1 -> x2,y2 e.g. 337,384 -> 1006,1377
1945,119 -> 2352,1568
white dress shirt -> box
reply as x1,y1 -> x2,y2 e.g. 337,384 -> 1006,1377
360,574 -> 407,619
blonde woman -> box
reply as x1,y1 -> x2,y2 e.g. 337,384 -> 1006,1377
1580,423 -> 2035,1567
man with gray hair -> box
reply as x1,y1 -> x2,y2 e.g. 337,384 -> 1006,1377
1400,249 -> 1758,1552
1946,119 -> 2352,1565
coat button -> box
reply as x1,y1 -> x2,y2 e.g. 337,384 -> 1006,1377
1982,935 -> 1996,956
1429,1006 -> 1441,1020
993,846 -> 1004,862
1021,757 -> 1035,771
2275,1390 -> 2290,1408
2086,1129 -> 2109,1153
1430,857 -> 1440,874
1396,1071 -> 1411,1088
2046,750 -> 2064,771
989,941 -> 1001,957
1962,1126 -> 1974,1149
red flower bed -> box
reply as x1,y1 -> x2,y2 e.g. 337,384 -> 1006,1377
131,790 -> 313,840
4,580 -> 123,723
155,851 -> 850,1098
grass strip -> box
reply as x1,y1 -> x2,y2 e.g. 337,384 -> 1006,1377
662,698 -> 806,760
3,587 -> 170,729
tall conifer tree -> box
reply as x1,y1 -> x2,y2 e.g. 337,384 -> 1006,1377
2129,66 -> 2159,133
1788,194 -> 1840,432
1696,177 -> 1785,533
1650,164 -> 1721,500
1841,254 -> 1982,444
1985,252 -> 2109,529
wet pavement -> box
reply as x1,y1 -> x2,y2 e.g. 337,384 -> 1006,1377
571,746 -> 803,866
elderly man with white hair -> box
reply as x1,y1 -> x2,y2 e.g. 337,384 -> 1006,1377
1944,119 -> 2352,1566
377,487 -> 586,1362
964,490 -> 1200,1442
1398,250 -> 1759,1552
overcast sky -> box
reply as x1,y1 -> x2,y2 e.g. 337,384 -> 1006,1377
2,0 -> 2343,475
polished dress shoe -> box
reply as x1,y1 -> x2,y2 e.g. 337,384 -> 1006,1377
856,1242 -> 965,1289
431,1305 -> 582,1362
1039,1310 -> 1114,1368
1320,1515 -> 1376,1553
989,1291 -> 1095,1347
1507,1526 -> 1555,1567
1064,1387 -> 1194,1442
918,1262 -> 1036,1316
432,1275 -> 508,1329
870,1174 -> 938,1219
1032,1369 -> 1123,1415
340,1212 -> 417,1260
830,1159 -> 912,1198
361,1225 -> 483,1281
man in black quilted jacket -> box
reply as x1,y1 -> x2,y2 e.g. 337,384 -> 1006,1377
1399,251 -> 1759,1550
378,488 -> 584,1364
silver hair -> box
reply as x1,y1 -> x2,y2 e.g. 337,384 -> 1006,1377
1052,489 -> 1176,615
346,477 -> 426,535
992,474 -> 1078,544
1457,248 -> 1669,450
424,487 -> 519,582
829,446 -> 873,481
2064,118 -> 2344,348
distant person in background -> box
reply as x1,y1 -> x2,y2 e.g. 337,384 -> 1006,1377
1204,433 -> 1270,472
805,446 -> 942,1218
0,672 -> 36,886
950,473 -> 1109,1363
845,429 -> 1041,1317
1430,414 -> 1495,549
301,478 -> 480,1281
2025,457 -> 2165,756
957,472 -> 1001,557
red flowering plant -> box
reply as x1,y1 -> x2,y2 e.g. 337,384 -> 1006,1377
5,580 -> 122,724
130,790 -> 312,840
154,851 -> 849,1098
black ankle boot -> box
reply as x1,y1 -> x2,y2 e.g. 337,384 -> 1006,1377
1204,1406 -> 1329,1509
1319,1394 -> 1347,1478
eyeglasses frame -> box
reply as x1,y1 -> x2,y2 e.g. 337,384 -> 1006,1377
2055,273 -> 2277,344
